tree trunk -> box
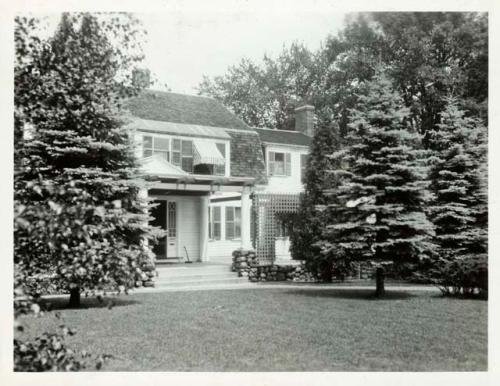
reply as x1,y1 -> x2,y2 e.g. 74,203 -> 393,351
69,287 -> 81,307
375,267 -> 385,297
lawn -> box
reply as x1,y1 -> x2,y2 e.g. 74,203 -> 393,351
19,287 -> 487,371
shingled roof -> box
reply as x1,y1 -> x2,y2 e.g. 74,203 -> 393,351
254,128 -> 312,147
124,90 -> 252,131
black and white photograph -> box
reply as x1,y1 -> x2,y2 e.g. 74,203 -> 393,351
1,0 -> 497,383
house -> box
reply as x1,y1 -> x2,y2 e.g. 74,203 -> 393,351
124,91 -> 313,264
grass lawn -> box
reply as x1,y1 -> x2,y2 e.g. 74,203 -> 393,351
19,288 -> 487,371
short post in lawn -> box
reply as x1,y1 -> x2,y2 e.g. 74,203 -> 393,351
375,266 -> 385,297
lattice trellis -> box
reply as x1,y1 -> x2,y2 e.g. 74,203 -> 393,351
251,192 -> 301,264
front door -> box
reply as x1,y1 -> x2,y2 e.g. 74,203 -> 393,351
166,201 -> 177,258
151,200 -> 177,259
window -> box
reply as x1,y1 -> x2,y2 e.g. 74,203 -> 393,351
172,138 -> 193,173
215,143 -> 226,176
268,151 -> 291,176
300,154 -> 309,183
209,206 -> 221,240
143,135 -> 170,161
276,218 -> 289,238
225,206 -> 241,240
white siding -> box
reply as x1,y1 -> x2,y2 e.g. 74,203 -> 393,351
177,197 -> 201,261
275,238 -> 292,260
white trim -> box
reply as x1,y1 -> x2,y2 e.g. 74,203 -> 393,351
261,141 -> 310,149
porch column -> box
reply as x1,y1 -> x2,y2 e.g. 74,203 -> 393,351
200,194 -> 209,262
241,188 -> 252,250
138,187 -> 149,244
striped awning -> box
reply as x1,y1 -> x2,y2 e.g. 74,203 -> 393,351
193,138 -> 225,166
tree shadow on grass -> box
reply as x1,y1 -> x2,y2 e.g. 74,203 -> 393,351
283,288 -> 417,300
39,296 -> 141,311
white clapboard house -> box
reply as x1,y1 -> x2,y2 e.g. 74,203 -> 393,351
125,91 -> 313,264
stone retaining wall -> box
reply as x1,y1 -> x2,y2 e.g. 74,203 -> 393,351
232,249 -> 319,283
231,249 -> 380,283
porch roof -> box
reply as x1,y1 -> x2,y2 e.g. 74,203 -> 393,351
142,172 -> 255,193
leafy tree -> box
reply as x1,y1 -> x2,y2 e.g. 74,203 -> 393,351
317,70 -> 434,296
14,13 -> 160,308
369,12 -> 488,132
199,13 -> 487,139
289,122 -> 341,280
198,43 -> 317,130
425,98 -> 487,295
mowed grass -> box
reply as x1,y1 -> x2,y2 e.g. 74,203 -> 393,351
19,288 -> 487,371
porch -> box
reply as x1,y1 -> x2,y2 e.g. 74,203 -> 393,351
142,172 -> 254,263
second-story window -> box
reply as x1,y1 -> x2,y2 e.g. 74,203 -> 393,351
268,151 -> 291,176
172,138 -> 193,173
215,143 -> 226,176
143,135 -> 170,162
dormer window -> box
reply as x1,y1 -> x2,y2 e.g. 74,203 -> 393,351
268,151 -> 291,176
172,138 -> 194,173
141,134 -> 228,175
143,135 -> 170,162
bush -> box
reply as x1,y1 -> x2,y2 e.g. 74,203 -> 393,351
428,256 -> 487,298
15,329 -> 85,371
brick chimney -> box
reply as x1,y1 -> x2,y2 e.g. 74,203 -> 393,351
294,105 -> 315,137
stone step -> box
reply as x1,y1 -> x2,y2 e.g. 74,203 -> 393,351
154,272 -> 239,283
136,282 -> 259,293
156,264 -> 231,276
152,276 -> 247,288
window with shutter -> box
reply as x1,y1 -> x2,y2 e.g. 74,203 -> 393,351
268,151 -> 290,177
143,135 -> 169,161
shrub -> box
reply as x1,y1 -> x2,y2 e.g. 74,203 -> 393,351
428,256 -> 487,298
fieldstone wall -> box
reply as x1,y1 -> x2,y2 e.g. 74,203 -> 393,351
232,249 -> 319,282
136,261 -> 156,287
232,249 -> 380,283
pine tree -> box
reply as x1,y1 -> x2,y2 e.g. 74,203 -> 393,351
14,13 -> 160,307
426,98 -> 487,295
290,120 -> 340,281
289,122 -> 341,280
318,70 -> 434,296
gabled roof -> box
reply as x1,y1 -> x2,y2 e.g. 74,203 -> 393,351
126,90 -> 267,184
124,90 -> 253,131
254,128 -> 312,147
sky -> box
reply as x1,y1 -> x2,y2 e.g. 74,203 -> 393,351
34,7 -> 347,95
139,10 -> 347,94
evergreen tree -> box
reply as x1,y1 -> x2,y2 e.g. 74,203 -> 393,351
318,70 -> 434,296
14,13 -> 160,307
426,99 -> 487,295
289,122 -> 341,281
